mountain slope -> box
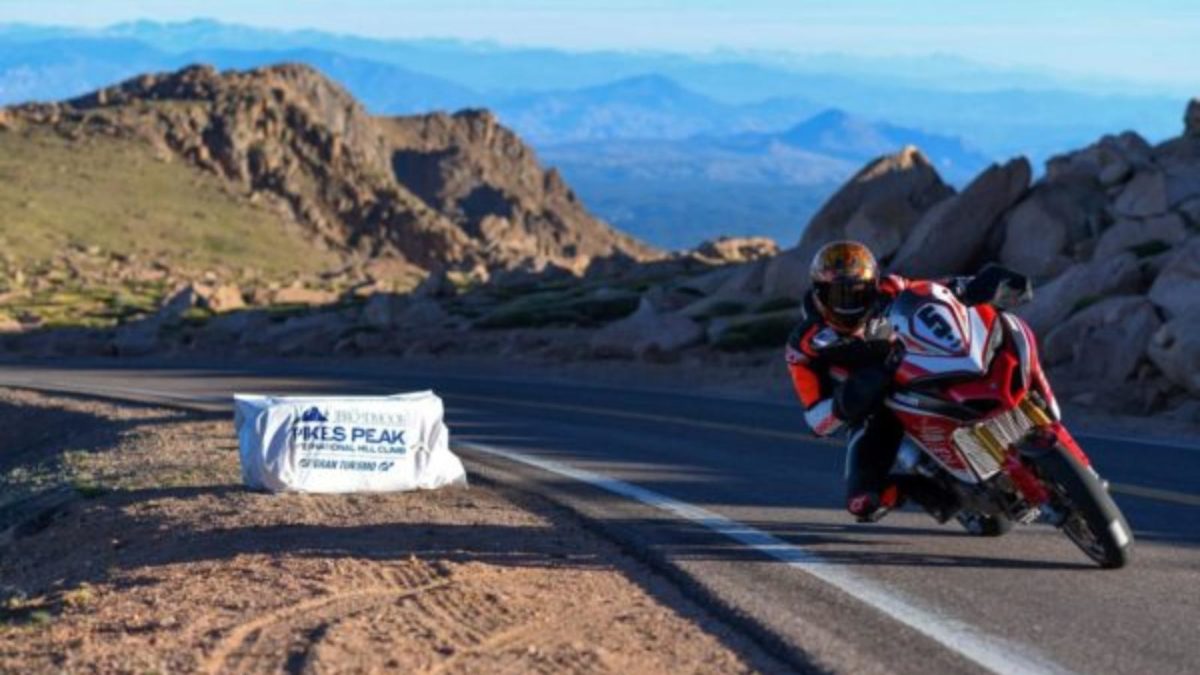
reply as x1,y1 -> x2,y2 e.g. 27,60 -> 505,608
4,63 -> 653,275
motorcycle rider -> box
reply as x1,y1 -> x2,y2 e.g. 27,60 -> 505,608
786,240 -> 1032,523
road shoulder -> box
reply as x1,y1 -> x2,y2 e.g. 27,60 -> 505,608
0,387 -> 786,674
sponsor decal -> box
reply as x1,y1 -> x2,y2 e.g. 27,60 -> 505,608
913,302 -> 965,354
290,405 -> 409,471
301,406 -> 329,423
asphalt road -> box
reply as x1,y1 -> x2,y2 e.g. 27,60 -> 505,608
2,358 -> 1198,675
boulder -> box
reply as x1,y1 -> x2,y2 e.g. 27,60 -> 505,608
413,270 -> 456,298
271,285 -> 339,306
362,292 -> 404,328
250,312 -> 350,355
679,292 -> 759,320
694,236 -> 779,264
1041,295 -> 1160,383
0,313 -> 22,333
1148,237 -> 1200,319
763,146 -> 953,299
1148,316 -> 1200,396
200,309 -> 270,341
1017,253 -> 1142,335
159,284 -> 200,321
678,265 -> 741,296
200,284 -> 245,313
395,298 -> 451,327
997,190 -> 1073,279
590,298 -> 703,359
111,319 -> 162,356
714,259 -> 768,297
1187,98 -> 1200,137
1044,132 -> 1152,183
1092,213 -> 1188,261
1098,160 -> 1132,187
892,157 -> 1032,277
1163,162 -> 1200,207
1113,170 -> 1169,217
1179,197 -> 1200,228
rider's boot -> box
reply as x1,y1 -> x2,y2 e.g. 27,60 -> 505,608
848,485 -> 902,523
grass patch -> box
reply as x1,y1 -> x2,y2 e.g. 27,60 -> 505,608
70,478 -> 108,500
476,291 -> 639,329
0,127 -> 340,276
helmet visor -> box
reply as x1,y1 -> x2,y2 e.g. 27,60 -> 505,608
815,280 -> 876,329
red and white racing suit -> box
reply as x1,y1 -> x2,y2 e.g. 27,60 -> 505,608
785,267 -> 1030,520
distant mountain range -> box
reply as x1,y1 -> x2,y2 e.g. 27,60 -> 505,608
0,19 -> 1189,248
540,108 -> 992,248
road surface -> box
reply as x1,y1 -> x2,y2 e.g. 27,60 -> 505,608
1,358 -> 1197,675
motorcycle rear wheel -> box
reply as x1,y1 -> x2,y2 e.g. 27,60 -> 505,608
1035,447 -> 1133,569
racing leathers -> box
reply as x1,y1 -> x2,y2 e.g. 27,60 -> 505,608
785,265 -> 1031,521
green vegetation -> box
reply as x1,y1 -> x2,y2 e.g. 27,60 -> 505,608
0,127 -> 340,275
475,288 -> 640,329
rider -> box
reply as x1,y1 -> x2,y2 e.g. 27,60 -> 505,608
785,240 -> 1032,523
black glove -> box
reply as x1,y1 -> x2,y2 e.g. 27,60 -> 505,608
834,360 -> 895,427
962,264 -> 1033,309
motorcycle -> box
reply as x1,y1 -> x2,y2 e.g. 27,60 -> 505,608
846,280 -> 1134,568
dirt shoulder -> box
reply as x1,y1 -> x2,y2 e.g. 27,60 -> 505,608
0,388 -> 784,674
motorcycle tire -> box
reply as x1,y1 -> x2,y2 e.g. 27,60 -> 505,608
956,512 -> 1012,537
1035,447 -> 1133,569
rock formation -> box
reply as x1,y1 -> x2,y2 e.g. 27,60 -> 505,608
6,63 -> 656,276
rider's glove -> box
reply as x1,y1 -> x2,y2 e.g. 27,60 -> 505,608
834,361 -> 894,427
962,264 -> 1033,309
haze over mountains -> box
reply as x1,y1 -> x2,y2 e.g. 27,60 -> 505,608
0,19 -> 1187,248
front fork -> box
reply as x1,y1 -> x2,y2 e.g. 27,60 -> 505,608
1014,420 -> 1098,525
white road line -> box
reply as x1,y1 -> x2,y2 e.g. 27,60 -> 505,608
460,440 -> 1073,675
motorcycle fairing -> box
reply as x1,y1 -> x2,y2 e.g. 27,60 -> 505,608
888,282 -> 998,386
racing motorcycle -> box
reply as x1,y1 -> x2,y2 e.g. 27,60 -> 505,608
846,281 -> 1133,569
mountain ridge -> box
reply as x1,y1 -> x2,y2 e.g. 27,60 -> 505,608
3,62 -> 656,276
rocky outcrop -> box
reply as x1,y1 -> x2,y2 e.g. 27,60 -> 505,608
8,64 -> 656,277
763,146 -> 952,299
997,179 -> 1106,279
1017,253 -> 1143,335
1093,214 -> 1188,261
590,298 -> 703,360
1041,296 -> 1160,384
693,237 -> 780,264
1148,238 -> 1200,319
891,157 -> 1031,277
1186,99 -> 1200,137
1149,317 -> 1200,396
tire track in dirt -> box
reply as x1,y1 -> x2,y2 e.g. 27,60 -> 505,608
204,581 -> 453,674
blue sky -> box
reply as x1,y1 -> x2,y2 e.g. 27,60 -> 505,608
3,1 -> 1197,91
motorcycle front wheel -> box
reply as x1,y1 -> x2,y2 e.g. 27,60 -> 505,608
1035,447 -> 1133,569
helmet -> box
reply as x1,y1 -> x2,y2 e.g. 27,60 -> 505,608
810,241 -> 879,333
